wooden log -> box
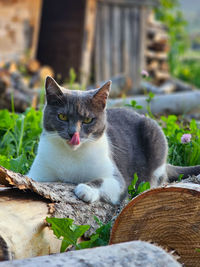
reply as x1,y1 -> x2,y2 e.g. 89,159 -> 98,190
0,188 -> 60,260
147,60 -> 159,71
160,61 -> 169,71
108,90 -> 200,115
154,70 -> 170,81
0,240 -> 181,267
110,183 -> 200,267
147,41 -> 169,52
0,166 -> 124,260
145,50 -> 168,61
26,59 -> 40,74
170,78 -> 196,92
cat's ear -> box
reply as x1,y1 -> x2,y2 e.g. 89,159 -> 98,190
45,76 -> 63,105
92,80 -> 112,110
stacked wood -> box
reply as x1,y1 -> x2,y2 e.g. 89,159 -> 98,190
0,241 -> 181,267
0,59 -> 54,111
146,11 -> 170,85
110,179 -> 200,267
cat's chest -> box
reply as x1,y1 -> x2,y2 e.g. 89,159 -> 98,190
41,136 -> 113,183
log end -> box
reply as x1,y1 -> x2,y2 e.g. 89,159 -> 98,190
110,185 -> 200,266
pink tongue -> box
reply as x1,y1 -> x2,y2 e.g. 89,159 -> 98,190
69,132 -> 80,146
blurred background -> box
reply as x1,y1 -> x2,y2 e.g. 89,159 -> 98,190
0,0 -> 200,110
1,0 -> 200,177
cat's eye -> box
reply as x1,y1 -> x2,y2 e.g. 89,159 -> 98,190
83,117 -> 93,124
58,113 -> 68,121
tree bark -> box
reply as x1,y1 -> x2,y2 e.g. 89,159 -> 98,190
110,181 -> 200,267
0,240 -> 181,267
0,166 -> 125,260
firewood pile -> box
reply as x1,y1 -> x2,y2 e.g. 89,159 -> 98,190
146,12 -> 170,85
0,58 -> 54,111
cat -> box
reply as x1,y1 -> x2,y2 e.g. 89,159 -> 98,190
28,76 -> 200,204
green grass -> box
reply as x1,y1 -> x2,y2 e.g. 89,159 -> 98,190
173,56 -> 200,88
0,108 -> 199,173
161,115 -> 200,166
0,108 -> 42,174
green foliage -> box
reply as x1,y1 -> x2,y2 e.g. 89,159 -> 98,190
154,0 -> 189,75
46,216 -> 111,252
78,216 -> 111,249
0,108 -> 42,174
161,115 -> 200,166
69,68 -> 77,89
46,217 -> 90,252
128,173 -> 150,199
145,92 -> 155,119
125,100 -> 142,110
173,57 -> 200,88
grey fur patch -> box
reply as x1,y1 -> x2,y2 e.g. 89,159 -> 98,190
87,179 -> 103,188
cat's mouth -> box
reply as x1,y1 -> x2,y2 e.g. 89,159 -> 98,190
68,132 -> 80,146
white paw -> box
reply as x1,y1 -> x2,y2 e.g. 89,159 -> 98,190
74,184 -> 99,203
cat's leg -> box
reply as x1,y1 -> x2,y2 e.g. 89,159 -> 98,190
141,118 -> 168,187
74,169 -> 126,204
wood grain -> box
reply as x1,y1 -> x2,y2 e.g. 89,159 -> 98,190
110,184 -> 200,267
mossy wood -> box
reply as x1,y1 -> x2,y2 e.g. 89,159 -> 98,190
110,183 -> 200,267
0,166 -> 124,261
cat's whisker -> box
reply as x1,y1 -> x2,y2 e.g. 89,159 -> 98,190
109,142 -> 128,154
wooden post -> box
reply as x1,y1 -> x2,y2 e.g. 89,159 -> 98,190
29,0 -> 43,59
80,0 -> 97,87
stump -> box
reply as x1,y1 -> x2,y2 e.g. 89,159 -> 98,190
109,183 -> 200,267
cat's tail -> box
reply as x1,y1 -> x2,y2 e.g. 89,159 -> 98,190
167,164 -> 200,182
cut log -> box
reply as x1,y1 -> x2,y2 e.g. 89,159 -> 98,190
154,70 -> 170,81
0,240 -> 181,267
26,59 -> 40,74
0,166 -> 124,260
145,50 -> 168,61
147,60 -> 159,71
110,183 -> 200,267
0,188 -> 61,260
170,78 -> 196,92
108,90 -> 200,115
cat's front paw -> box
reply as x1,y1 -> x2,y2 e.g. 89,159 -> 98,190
74,184 -> 99,203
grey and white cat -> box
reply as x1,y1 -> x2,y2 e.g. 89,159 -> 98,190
28,76 -> 200,204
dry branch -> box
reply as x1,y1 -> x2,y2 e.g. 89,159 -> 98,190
0,241 -> 181,267
110,182 -> 200,267
0,166 -> 124,260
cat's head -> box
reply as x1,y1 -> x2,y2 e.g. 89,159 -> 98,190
43,76 -> 111,150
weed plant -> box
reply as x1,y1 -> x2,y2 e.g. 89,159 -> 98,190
0,108 -> 42,174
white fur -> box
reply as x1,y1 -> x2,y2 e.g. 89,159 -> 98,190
28,132 -> 114,182
151,164 -> 166,187
28,131 -> 122,204
74,184 -> 100,203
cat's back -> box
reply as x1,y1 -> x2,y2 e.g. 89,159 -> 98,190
106,107 -> 142,137
106,107 -> 165,183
